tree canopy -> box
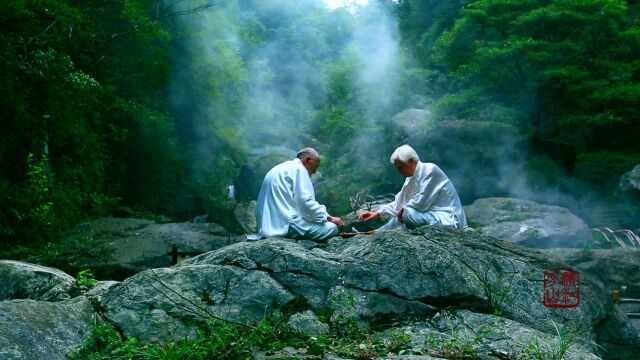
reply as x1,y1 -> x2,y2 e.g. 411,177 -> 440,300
1,0 -> 639,250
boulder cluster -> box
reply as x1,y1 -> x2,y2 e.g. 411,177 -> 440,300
1,225 -> 638,359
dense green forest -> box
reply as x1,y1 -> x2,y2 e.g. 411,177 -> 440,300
1,0 -> 639,254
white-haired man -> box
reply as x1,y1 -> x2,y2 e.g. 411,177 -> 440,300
359,144 -> 467,230
254,147 -> 344,241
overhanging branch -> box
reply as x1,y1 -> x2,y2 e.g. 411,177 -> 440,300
107,1 -> 219,41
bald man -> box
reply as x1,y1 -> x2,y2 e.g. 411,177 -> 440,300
254,148 -> 344,241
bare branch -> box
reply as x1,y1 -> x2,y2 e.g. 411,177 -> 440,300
107,1 -> 218,41
592,227 -> 639,249
23,20 -> 57,46
350,189 -> 394,213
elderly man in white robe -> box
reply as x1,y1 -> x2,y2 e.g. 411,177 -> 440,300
359,144 -> 467,230
254,147 -> 344,241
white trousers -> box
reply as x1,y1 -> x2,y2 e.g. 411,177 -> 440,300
287,222 -> 338,241
378,207 -> 440,231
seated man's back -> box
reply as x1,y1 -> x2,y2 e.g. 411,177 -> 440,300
255,148 -> 343,241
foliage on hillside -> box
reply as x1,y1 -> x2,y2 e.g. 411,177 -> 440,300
2,0 -> 639,252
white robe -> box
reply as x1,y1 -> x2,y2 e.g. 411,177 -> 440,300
380,161 -> 467,229
255,158 -> 329,238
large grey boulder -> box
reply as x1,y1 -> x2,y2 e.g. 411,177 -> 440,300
619,164 -> 640,192
189,237 -> 434,327
2,225 -> 633,358
99,265 -> 294,344
464,197 -> 593,248
0,297 -> 95,360
65,217 -> 242,279
0,260 -> 77,301
387,310 -> 600,359
184,227 -> 612,339
391,109 -> 433,137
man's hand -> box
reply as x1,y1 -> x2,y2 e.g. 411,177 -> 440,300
397,208 -> 404,223
358,211 -> 380,222
328,215 -> 344,229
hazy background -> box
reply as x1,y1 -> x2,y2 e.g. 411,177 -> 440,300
1,0 -> 638,246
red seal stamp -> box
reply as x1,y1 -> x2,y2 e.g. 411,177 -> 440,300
543,268 -> 580,308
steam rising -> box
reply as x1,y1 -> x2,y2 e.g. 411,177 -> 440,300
165,0 -> 637,232
167,0 -> 401,157
349,2 -> 401,156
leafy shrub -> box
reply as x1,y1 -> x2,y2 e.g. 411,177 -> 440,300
76,269 -> 97,289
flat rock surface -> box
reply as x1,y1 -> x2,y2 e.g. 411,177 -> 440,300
465,197 -> 592,248
64,217 -> 242,279
0,297 -> 95,360
0,260 -> 77,301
